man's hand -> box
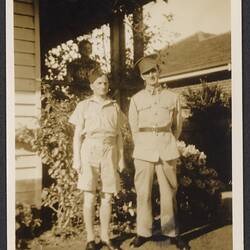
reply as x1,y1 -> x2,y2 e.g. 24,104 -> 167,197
118,163 -> 129,175
118,158 -> 126,174
76,167 -> 83,175
118,166 -> 125,174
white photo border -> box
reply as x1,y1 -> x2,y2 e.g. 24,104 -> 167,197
6,0 -> 243,249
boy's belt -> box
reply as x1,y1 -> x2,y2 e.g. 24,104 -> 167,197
139,126 -> 170,133
85,135 -> 117,145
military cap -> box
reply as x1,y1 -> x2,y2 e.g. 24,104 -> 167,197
134,54 -> 158,74
88,67 -> 104,84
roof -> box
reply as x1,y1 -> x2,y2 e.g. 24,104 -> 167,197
40,0 -> 152,50
159,32 -> 231,77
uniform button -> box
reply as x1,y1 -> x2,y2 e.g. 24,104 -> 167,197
154,112 -> 158,115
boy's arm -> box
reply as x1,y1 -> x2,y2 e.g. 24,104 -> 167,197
72,124 -> 84,172
69,102 -> 86,173
116,104 -> 126,173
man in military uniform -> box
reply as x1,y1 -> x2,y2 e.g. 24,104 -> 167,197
128,54 -> 189,250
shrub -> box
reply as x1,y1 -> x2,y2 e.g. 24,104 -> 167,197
182,84 -> 232,184
16,39 -> 94,238
16,203 -> 42,249
110,125 -> 223,235
17,88 -> 86,238
176,141 -> 223,230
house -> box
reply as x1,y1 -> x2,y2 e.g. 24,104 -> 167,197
14,0 -> 151,205
159,31 -> 231,95
14,0 -> 231,204
157,32 -> 232,183
14,0 -> 42,205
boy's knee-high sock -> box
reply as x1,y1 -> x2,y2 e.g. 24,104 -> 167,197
83,191 -> 96,242
100,193 -> 112,242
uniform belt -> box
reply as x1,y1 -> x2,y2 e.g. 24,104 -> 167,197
139,126 -> 170,133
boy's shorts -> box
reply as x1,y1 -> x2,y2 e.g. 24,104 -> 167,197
77,137 -> 121,194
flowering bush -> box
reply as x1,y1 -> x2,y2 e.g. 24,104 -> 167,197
16,38 -> 95,238
109,131 -> 223,235
43,40 -> 98,101
176,141 -> 223,230
45,40 -> 81,81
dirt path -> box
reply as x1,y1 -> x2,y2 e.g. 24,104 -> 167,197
29,224 -> 232,250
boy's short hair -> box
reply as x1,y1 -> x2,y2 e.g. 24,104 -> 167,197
88,67 -> 104,84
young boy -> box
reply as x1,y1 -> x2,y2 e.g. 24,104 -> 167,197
69,67 -> 125,250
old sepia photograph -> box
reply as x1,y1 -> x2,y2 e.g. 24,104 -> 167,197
7,0 -> 242,249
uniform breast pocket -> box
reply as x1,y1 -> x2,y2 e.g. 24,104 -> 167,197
138,104 -> 152,125
159,104 -> 175,124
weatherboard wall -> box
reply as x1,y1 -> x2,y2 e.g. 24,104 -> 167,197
14,0 -> 42,206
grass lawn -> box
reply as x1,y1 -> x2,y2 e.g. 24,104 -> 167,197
28,224 -> 232,250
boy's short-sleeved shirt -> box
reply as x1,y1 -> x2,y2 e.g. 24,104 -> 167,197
69,96 -> 124,137
69,96 -> 125,193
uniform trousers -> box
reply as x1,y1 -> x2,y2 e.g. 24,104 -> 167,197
134,158 -> 178,237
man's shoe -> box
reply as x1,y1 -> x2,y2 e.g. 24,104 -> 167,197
171,237 -> 191,250
85,241 -> 96,250
152,234 -> 171,242
101,240 -> 120,250
130,235 -> 150,248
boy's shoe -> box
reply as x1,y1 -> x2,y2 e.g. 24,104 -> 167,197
130,235 -> 150,248
101,240 -> 120,250
85,241 -> 96,250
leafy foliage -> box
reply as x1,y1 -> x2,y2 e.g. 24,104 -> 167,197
40,96 -> 84,237
183,84 -> 231,119
17,85 -> 85,238
16,203 -> 42,249
16,39 -> 93,237
176,141 -> 223,230
112,122 -> 137,234
182,84 -> 232,183
109,134 -> 224,235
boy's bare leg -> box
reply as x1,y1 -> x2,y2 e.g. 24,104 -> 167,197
84,191 -> 96,242
100,192 -> 112,242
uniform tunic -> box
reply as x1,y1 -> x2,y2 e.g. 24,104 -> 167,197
69,96 -> 125,193
129,86 -> 182,162
128,86 -> 182,237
